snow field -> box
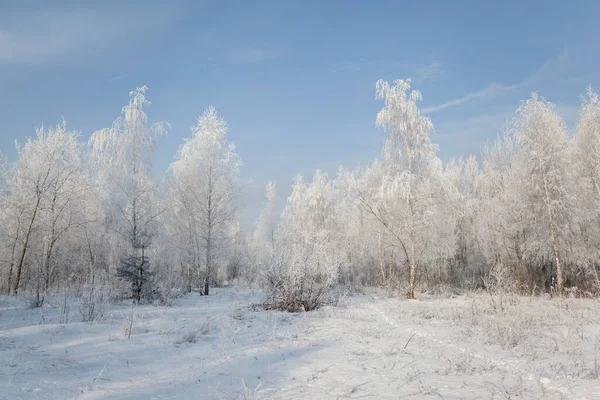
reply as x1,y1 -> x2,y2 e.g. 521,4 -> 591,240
1,289 -> 599,399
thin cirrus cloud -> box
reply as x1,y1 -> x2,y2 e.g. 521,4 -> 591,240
422,82 -> 522,114
224,47 -> 287,65
422,48 -> 570,114
415,57 -> 446,81
435,110 -> 513,141
106,72 -> 134,83
0,8 -> 175,65
330,57 -> 445,79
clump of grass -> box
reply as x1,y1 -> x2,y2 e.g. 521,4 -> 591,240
173,316 -> 217,345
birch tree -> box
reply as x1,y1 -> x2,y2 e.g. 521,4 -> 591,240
169,106 -> 241,295
359,79 -> 453,298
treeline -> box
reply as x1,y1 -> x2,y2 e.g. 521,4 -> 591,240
1,80 -> 599,308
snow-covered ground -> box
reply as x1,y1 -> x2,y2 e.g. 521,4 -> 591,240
1,289 -> 599,399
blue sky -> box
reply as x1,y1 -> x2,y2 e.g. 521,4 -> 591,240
1,0 -> 600,229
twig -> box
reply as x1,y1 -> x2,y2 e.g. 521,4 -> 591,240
403,332 -> 417,349
94,363 -> 107,382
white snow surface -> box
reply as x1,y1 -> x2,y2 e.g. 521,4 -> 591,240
1,289 -> 600,399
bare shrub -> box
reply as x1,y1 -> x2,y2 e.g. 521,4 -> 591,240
79,285 -> 107,322
25,296 -> 44,309
481,312 -> 530,349
427,283 -> 461,299
121,306 -> 136,339
156,287 -> 184,307
585,342 -> 600,380
457,293 -> 533,349
59,293 -> 70,324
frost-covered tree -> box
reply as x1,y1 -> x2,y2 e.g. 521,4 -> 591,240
1,77 -> 600,302
334,168 -> 381,287
90,86 -> 168,303
7,122 -> 84,298
477,129 -> 534,293
0,156 -> 20,294
169,106 -> 241,295
571,87 -> 600,290
514,93 -> 571,296
36,123 -> 85,296
442,155 -> 483,287
224,218 -> 245,282
358,79 -> 454,298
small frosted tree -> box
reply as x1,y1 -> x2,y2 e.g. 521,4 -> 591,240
169,106 -> 241,295
115,229 -> 154,303
224,218 -> 245,282
250,181 -> 278,281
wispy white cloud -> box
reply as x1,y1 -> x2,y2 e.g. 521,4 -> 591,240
423,83 -> 521,114
435,110 -> 513,141
415,57 -> 445,81
423,48 -> 570,114
106,72 -> 133,83
0,8 -> 175,65
329,59 -> 405,74
224,47 -> 286,65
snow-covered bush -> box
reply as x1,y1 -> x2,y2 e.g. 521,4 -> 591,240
266,230 -> 341,312
263,172 -> 343,312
